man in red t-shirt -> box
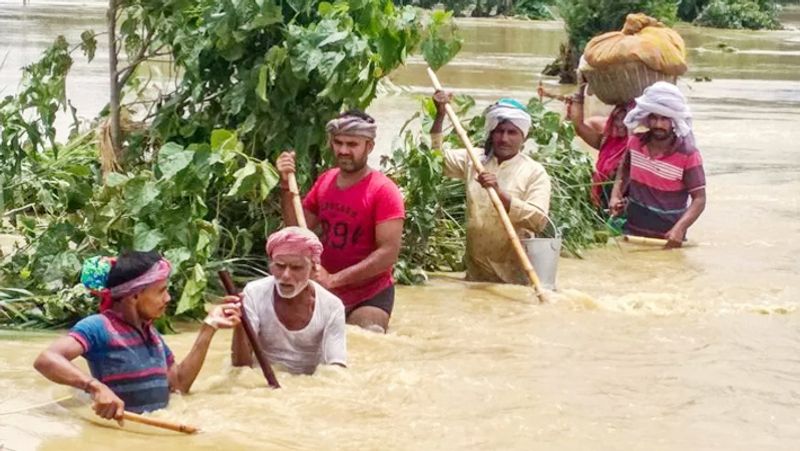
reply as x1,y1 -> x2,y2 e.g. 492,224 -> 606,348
276,110 -> 405,333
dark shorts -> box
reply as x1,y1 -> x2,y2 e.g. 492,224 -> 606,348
346,284 -> 395,317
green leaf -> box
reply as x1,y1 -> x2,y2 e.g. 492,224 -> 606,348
210,129 -> 240,153
133,223 -> 165,251
257,64 -> 269,102
126,178 -> 160,214
226,161 -> 258,197
157,143 -> 194,180
258,161 -> 280,200
105,172 -> 129,187
175,264 -> 207,315
80,30 -> 97,63
63,164 -> 92,177
420,10 -> 462,71
164,247 -> 192,269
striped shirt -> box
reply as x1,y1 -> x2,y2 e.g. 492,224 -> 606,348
624,134 -> 705,238
69,311 -> 174,413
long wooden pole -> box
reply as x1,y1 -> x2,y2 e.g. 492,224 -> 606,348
623,235 -> 669,247
287,172 -> 307,228
219,271 -> 280,388
122,411 -> 199,434
426,67 -> 547,303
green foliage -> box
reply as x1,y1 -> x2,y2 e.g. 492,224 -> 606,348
525,99 -> 606,254
512,0 -> 556,19
381,103 -> 468,284
396,0 -> 556,19
556,0 -> 678,53
0,37 -> 75,175
422,10 -> 463,71
694,0 -> 781,29
0,130 -> 274,326
383,94 -> 606,284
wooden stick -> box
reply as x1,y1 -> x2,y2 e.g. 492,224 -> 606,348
623,235 -> 669,247
287,172 -> 307,229
219,271 -> 281,388
122,411 -> 199,434
427,67 -> 547,303
537,81 -> 571,103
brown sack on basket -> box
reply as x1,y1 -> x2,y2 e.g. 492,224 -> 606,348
584,13 -> 687,75
579,13 -> 687,105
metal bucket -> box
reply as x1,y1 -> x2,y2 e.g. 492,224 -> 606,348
520,217 -> 561,290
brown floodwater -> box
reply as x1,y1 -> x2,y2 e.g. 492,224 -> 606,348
1,2 -> 800,450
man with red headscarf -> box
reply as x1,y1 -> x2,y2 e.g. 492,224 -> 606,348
231,227 -> 346,375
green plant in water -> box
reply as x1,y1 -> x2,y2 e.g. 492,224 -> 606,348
694,0 -> 782,29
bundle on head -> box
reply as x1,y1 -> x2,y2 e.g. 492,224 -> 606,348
578,13 -> 687,105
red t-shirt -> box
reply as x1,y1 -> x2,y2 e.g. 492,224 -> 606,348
303,169 -> 405,307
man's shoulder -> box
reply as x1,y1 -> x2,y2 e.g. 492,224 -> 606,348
517,152 -> 549,176
71,313 -> 107,331
244,276 -> 276,296
310,168 -> 339,190
367,170 -> 403,198
312,282 -> 345,314
629,133 -> 647,148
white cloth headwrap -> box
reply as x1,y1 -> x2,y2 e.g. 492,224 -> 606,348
623,81 -> 693,140
484,101 -> 532,137
325,115 -> 377,140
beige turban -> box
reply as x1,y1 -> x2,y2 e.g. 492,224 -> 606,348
325,115 -> 377,140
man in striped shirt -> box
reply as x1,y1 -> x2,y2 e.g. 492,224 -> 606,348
610,82 -> 706,248
34,251 -> 242,421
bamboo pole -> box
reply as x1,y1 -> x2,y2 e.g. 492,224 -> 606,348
426,67 -> 547,303
219,271 -> 280,388
122,411 -> 199,434
287,172 -> 307,228
623,235 -> 669,247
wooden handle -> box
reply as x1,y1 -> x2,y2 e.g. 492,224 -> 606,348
287,172 -> 307,229
219,271 -> 281,388
122,411 -> 199,434
537,81 -> 571,103
427,67 -> 547,303
623,235 -> 668,247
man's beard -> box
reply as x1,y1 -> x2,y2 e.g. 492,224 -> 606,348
337,157 -> 366,173
650,128 -> 673,141
276,280 -> 309,299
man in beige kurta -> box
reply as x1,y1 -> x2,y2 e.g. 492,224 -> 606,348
431,93 -> 551,284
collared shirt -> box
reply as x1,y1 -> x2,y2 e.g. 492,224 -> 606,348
624,133 -> 705,238
69,311 -> 174,413
432,132 -> 551,284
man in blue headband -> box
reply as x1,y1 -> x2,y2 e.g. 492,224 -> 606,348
430,91 -> 552,284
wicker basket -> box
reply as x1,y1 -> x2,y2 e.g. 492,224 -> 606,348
579,60 -> 677,106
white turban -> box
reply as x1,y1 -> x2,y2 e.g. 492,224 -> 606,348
624,82 -> 693,140
485,99 -> 532,137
